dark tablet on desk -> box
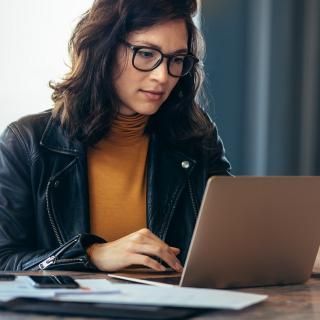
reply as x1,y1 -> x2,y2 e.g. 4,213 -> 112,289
4,297 -> 201,319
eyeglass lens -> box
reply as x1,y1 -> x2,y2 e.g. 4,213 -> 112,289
133,47 -> 194,77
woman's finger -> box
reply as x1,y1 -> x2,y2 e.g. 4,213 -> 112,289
129,253 -> 166,271
134,229 -> 181,256
130,243 -> 182,272
170,247 -> 181,255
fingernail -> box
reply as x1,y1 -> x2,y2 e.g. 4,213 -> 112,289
175,263 -> 183,272
160,265 -> 166,271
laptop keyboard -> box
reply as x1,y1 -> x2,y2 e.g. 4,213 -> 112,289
142,276 -> 181,285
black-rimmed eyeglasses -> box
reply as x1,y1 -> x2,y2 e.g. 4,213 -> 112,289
122,41 -> 199,78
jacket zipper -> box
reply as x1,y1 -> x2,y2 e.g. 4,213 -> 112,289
45,157 -> 78,247
160,184 -> 186,241
161,178 -> 199,241
46,179 -> 64,246
39,258 -> 85,270
188,178 -> 199,221
38,236 -> 81,270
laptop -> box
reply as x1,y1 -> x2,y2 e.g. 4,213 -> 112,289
108,176 -> 320,289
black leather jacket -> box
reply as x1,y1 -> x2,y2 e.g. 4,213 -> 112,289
0,110 -> 230,271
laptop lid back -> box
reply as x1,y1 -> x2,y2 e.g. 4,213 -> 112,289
181,176 -> 320,289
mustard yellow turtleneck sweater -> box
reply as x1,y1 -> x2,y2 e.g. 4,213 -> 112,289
88,113 -> 149,242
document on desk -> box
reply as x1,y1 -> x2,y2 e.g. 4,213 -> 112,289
0,276 -> 55,301
0,277 -> 119,302
57,283 -> 268,310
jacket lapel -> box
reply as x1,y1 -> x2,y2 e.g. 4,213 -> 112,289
40,116 -> 90,243
147,134 -> 197,240
40,116 -> 85,156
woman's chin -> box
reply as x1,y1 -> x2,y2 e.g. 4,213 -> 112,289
124,104 -> 162,116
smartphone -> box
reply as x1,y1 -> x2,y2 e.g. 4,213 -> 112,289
0,274 -> 16,281
28,275 -> 79,289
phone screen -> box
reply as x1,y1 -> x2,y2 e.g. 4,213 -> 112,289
0,274 -> 16,281
29,275 -> 79,289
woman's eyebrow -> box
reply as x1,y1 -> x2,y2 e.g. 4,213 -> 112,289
133,41 -> 188,54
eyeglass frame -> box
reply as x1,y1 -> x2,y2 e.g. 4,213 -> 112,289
122,41 -> 199,78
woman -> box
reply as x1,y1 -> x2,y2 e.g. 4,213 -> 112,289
0,0 -> 230,272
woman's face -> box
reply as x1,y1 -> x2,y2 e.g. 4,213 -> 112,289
113,19 -> 188,116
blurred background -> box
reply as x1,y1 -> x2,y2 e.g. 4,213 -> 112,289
0,0 -> 319,175
0,0 -> 92,132
202,0 -> 320,175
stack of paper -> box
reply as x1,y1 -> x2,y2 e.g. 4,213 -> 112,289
0,276 -> 267,310
57,283 -> 267,310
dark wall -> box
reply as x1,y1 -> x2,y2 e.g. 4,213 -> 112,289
202,0 -> 248,174
202,0 -> 320,175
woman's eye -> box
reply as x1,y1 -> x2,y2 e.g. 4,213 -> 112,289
172,56 -> 185,64
137,50 -> 155,59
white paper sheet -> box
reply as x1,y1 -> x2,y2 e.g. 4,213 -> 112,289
55,279 -> 120,296
57,283 -> 268,310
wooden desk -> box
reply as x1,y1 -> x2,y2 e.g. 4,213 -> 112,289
1,271 -> 320,319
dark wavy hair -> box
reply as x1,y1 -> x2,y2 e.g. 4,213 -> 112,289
50,0 -> 212,148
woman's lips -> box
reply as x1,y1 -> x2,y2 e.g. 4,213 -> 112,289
139,90 -> 164,101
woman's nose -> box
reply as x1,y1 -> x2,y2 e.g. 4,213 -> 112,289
150,59 -> 169,83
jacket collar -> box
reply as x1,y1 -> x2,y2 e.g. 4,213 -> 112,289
40,115 -> 85,156
40,114 -> 198,164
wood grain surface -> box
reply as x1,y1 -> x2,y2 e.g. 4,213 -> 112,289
0,271 -> 319,319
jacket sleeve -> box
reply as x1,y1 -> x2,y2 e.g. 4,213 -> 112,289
0,125 -> 105,271
206,120 -> 232,177
204,112 -> 232,179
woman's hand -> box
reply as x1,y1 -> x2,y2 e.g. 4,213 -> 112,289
87,228 -> 183,272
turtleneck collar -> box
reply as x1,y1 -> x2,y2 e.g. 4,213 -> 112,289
108,113 -> 149,145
